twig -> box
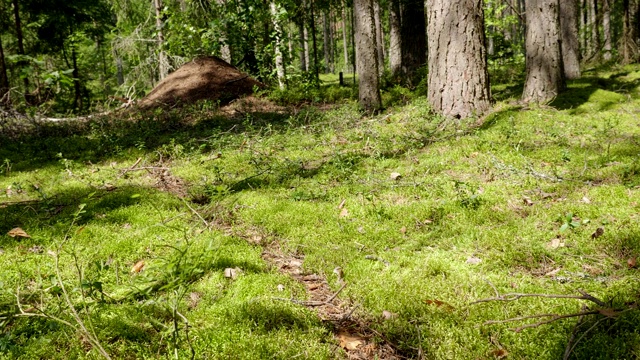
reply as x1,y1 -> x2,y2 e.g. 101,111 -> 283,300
364,255 -> 390,266
341,303 -> 360,321
273,282 -> 347,307
483,278 -> 500,297
120,166 -> 169,174
510,311 -> 600,332
484,311 -> 599,327
564,316 -> 608,359
469,291 -> 606,306
224,75 -> 249,85
563,306 -> 589,360
181,198 -> 209,228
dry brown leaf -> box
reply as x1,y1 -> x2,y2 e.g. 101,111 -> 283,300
547,238 -> 565,249
7,227 -> 31,238
337,332 -> 365,350
523,197 -> 534,206
466,256 -> 482,265
339,208 -> 349,218
424,299 -> 455,311
628,257 -> 637,269
338,199 -> 346,209
390,172 -> 402,180
598,308 -> 619,318
544,267 -> 562,277
492,348 -> 509,359
591,227 -> 604,239
131,260 -> 145,273
399,226 -> 407,235
382,310 -> 398,320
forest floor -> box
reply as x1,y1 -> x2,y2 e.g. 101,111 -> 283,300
1,65 -> 640,359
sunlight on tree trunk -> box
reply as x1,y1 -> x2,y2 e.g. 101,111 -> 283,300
270,2 -> 286,90
354,0 -> 381,112
388,0 -> 401,78
153,0 -> 168,81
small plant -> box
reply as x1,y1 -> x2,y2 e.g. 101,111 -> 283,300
559,212 -> 590,232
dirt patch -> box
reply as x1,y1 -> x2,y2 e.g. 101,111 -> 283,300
137,56 -> 264,109
218,96 -> 288,118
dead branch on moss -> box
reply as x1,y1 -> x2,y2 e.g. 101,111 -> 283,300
272,282 -> 347,307
469,290 -> 606,307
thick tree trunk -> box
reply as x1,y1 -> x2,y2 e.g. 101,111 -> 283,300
522,0 -> 565,104
270,2 -> 286,89
560,0 -> 581,79
603,0 -> 612,61
388,0 -> 402,78
374,0 -> 385,76
427,0 -> 491,119
354,0 -> 381,112
154,0 -> 168,80
12,0 -> 29,93
0,38 -> 9,104
342,6 -> 350,72
400,0 -> 426,86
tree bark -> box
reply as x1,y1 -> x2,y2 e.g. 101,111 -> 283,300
603,0 -> 612,61
588,0 -> 600,59
522,0 -> 565,104
216,0 -> 232,63
12,0 -> 29,93
622,0 -> 637,64
342,5 -> 350,72
427,0 -> 491,119
72,44 -> 82,111
354,0 -> 381,112
153,0 -> 168,80
309,0 -> 320,82
0,37 -> 9,104
270,2 -> 286,89
323,11 -> 331,73
560,0 -> 581,79
374,0 -> 385,76
298,18 -> 307,71
388,0 -> 402,78
400,0 -> 426,86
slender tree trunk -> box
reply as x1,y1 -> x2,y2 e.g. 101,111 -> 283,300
215,0 -> 232,63
560,0 -> 581,79
153,0 -> 168,80
0,38 -> 9,104
329,11 -> 336,73
354,0 -> 381,112
12,0 -> 29,93
72,44 -> 82,111
304,26 -> 310,71
374,0 -> 385,76
400,0 -> 426,86
581,0 -> 588,54
622,0 -> 634,64
603,0 -> 612,60
388,0 -> 402,78
270,2 -> 286,89
322,11 -> 331,73
298,18 -> 307,71
427,0 -> 491,119
589,0 -> 600,59
522,0 -> 565,104
342,6 -> 350,72
309,1 -> 320,82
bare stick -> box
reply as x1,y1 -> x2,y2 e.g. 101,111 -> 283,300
563,306 -> 588,360
469,291 -> 605,306
510,311 -> 600,333
484,311 -> 599,326
273,282 -> 347,307
181,198 -> 209,228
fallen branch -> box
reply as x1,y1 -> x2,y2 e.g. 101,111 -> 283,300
273,282 -> 347,307
469,291 -> 606,306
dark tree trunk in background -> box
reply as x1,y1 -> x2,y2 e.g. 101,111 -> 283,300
588,0 -> 600,59
560,0 -> 581,79
388,0 -> 402,78
522,0 -> 565,104
603,0 -> 612,60
374,0 -> 384,76
342,6 -> 350,72
400,0 -> 426,85
72,45 -> 82,111
323,11 -> 331,73
426,0 -> 491,119
12,0 -> 29,93
309,1 -> 320,83
298,18 -> 307,71
0,38 -> 9,104
354,0 -> 381,112
622,0 -> 637,63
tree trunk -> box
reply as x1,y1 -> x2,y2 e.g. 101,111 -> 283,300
522,0 -> 565,104
622,0 -> 637,64
388,0 -> 402,78
323,11 -> 330,73
354,0 -> 381,112
560,0 -> 581,79
116,56 -> 124,86
309,1 -> 320,82
270,2 -> 286,89
304,26 -> 310,71
400,0 -> 426,86
72,44 -> 82,111
581,0 -> 588,57
298,18 -> 307,71
342,6 -> 350,72
374,0 -> 385,76
215,0 -> 232,63
603,0 -> 612,61
154,0 -> 168,80
589,0 -> 600,59
12,0 -> 29,93
426,0 -> 491,119
0,37 -> 9,104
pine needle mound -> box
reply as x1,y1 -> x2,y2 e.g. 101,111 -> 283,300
137,56 -> 263,109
